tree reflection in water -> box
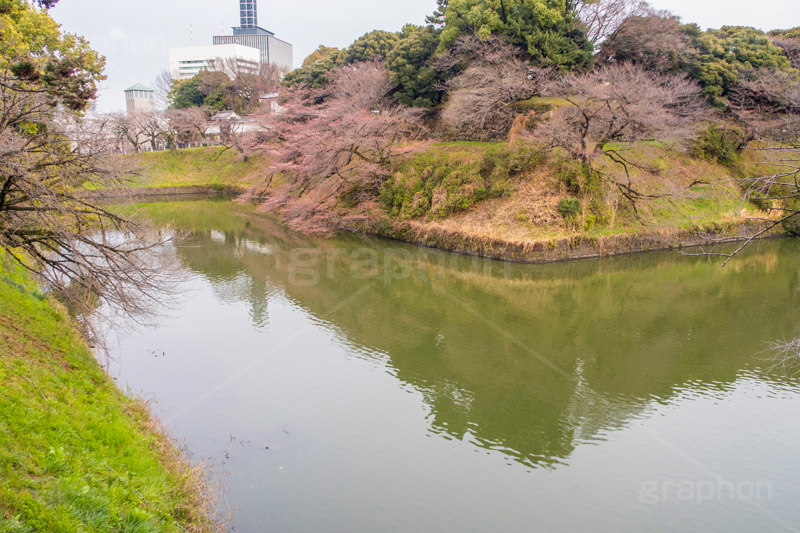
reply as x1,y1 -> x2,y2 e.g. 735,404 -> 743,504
135,198 -> 800,470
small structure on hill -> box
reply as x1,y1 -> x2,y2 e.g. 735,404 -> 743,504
124,83 -> 155,117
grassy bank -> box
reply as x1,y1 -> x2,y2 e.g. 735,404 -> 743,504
126,140 -> 781,262
121,146 -> 267,191
0,260 -> 217,532
263,139 -> 777,259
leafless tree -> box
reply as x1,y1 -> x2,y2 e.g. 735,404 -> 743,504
744,114 -> 800,144
767,335 -> 800,375
216,119 -> 250,159
0,80 -> 177,343
523,64 -> 707,214
106,108 -> 212,152
166,107 -> 212,146
596,9 -> 693,72
694,142 -> 800,266
153,69 -> 173,110
435,36 -> 551,141
771,36 -> 800,70
536,64 -> 706,160
329,61 -> 393,112
574,0 -> 650,48
135,112 -> 168,151
729,68 -> 800,114
726,68 -> 800,143
677,139 -> 800,375
716,141 -> 800,373
53,111 -> 121,155
136,109 -> 210,151
110,113 -> 145,152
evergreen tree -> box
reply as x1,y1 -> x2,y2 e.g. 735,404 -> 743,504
1,0 -> 104,111
684,25 -> 793,98
386,25 -> 444,107
283,46 -> 342,88
438,0 -> 593,71
344,30 -> 401,64
426,0 -> 449,26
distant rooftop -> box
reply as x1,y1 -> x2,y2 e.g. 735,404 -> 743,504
232,26 -> 274,36
125,83 -> 154,92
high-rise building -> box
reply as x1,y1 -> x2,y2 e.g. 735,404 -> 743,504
124,83 -> 155,117
213,0 -> 293,73
239,0 -> 257,28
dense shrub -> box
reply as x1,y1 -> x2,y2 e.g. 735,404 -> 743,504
438,0 -> 593,72
552,160 -> 609,226
770,29 -> 800,70
600,21 -> 796,101
554,159 -> 606,196
684,26 -> 792,99
783,198 -> 800,236
771,27 -> 800,40
344,30 -> 400,64
283,46 -> 342,88
558,197 -> 582,218
747,190 -> 773,212
555,161 -> 583,194
692,124 -> 749,166
381,143 -> 541,219
482,143 -> 542,179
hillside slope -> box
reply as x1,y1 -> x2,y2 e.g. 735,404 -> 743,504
257,140 -> 773,261
121,146 -> 267,192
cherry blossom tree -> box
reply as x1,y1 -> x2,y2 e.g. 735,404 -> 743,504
248,61 -> 424,231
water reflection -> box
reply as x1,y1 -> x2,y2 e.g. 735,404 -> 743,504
133,199 -> 800,471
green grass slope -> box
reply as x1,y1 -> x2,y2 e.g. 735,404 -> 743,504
0,261 -> 216,532
122,146 -> 266,191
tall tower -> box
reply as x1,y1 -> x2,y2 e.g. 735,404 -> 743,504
124,84 -> 155,117
213,0 -> 293,72
240,0 -> 257,28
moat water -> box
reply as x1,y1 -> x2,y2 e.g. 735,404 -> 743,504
107,199 -> 800,532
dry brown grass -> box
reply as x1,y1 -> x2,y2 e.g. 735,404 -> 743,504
417,171 -> 566,243
389,139 -> 774,256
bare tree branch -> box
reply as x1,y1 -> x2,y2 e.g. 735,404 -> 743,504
1,71 -> 180,350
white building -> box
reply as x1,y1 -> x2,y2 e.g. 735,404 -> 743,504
168,44 -> 261,80
205,110 -> 265,141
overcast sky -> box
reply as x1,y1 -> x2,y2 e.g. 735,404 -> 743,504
50,0 -> 800,113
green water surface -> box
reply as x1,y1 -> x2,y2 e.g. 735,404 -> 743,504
110,199 -> 800,532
